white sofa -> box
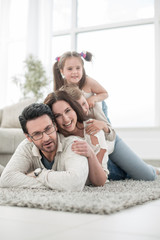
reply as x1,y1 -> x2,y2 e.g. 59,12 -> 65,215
0,98 -> 36,167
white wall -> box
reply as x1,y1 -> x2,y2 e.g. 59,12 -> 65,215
116,128 -> 160,160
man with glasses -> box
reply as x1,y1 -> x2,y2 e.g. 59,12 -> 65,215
0,103 -> 89,191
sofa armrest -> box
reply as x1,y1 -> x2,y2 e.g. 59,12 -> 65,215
0,128 -> 25,154
0,109 -> 3,126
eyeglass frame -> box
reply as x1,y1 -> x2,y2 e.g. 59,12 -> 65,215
28,124 -> 56,141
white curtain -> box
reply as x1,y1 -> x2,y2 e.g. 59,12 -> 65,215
27,0 -> 53,69
0,0 -> 11,108
0,0 -> 53,108
26,0 -> 53,97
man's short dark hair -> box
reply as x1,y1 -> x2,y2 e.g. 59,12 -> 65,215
19,103 -> 55,134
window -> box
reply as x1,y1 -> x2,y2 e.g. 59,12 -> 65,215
1,0 -> 159,129
77,0 -> 154,26
52,35 -> 71,61
77,25 -> 155,128
51,0 -> 159,128
52,0 -> 72,31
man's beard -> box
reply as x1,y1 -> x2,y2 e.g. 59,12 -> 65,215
34,137 -> 58,153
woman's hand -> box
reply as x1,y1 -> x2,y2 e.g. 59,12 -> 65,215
85,119 -> 109,135
72,140 -> 107,186
72,140 -> 94,157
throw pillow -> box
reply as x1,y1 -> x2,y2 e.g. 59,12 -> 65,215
1,98 -> 36,128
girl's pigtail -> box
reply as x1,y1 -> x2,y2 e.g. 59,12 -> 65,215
53,62 -> 65,91
80,51 -> 93,62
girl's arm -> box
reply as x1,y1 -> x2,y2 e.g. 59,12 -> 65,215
85,119 -> 110,136
88,104 -> 116,142
84,77 -> 108,107
72,140 -> 107,186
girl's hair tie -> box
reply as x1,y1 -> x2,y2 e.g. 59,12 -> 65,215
80,51 -> 86,59
55,56 -> 60,62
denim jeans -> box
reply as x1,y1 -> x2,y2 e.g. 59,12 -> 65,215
108,135 -> 156,181
107,158 -> 130,180
102,101 -> 111,123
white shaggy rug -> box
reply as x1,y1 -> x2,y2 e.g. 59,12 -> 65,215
0,177 -> 160,215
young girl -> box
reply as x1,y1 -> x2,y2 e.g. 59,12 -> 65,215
53,51 -> 108,109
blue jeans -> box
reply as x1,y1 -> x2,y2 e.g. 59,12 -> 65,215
102,101 -> 111,123
108,135 -> 156,181
107,158 -> 130,180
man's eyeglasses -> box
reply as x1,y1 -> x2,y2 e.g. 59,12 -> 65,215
28,125 -> 56,141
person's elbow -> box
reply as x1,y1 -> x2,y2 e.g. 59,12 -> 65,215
92,175 -> 107,187
67,172 -> 88,191
105,91 -> 109,98
53,176 -> 86,192
68,181 -> 85,192
0,172 -> 11,188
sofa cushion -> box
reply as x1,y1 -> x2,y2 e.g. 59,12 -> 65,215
1,98 -> 36,128
0,128 -> 25,154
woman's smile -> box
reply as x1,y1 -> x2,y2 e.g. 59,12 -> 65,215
63,120 -> 73,128
52,100 -> 78,134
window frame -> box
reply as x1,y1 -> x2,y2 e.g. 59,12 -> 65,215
52,0 -> 160,129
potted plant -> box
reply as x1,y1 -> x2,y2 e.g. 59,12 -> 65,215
13,54 -> 50,101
